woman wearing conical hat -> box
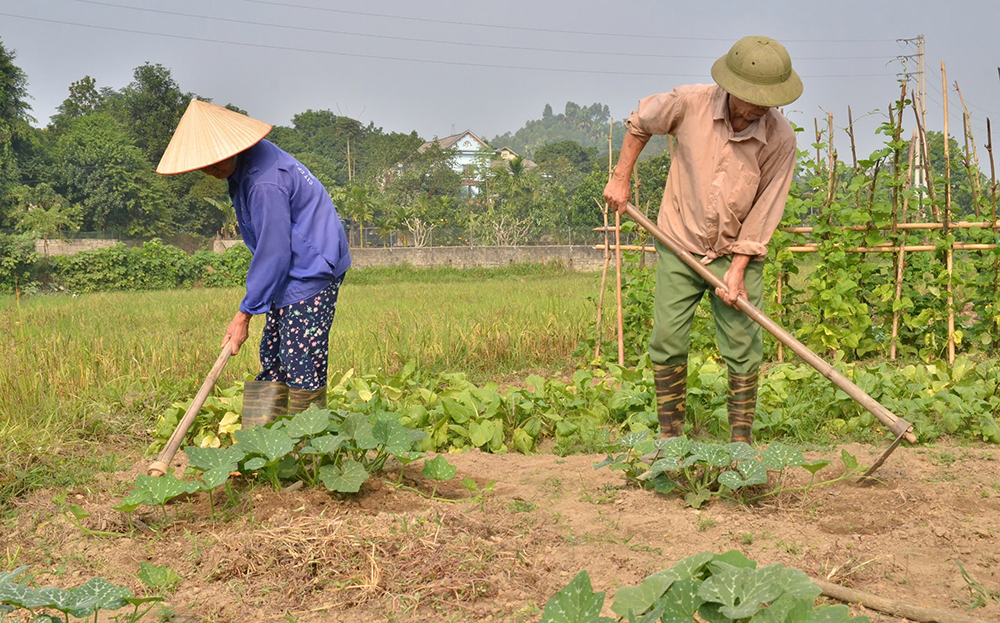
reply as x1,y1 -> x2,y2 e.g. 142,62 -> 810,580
603,36 -> 802,447
158,100 -> 351,426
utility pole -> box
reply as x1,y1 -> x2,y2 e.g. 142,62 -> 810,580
898,35 -> 928,199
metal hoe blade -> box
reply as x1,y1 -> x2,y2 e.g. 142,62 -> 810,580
858,417 -> 911,482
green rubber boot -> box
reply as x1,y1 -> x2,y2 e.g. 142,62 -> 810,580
728,370 -> 758,444
288,385 -> 327,414
653,363 -> 687,438
241,380 -> 289,428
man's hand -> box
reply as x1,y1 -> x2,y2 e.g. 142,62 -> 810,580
603,172 -> 632,215
715,255 -> 752,307
602,132 -> 649,216
223,311 -> 252,354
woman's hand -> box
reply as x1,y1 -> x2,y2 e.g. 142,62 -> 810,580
223,311 -> 252,354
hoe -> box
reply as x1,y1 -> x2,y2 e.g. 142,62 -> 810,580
148,342 -> 233,477
621,202 -> 915,480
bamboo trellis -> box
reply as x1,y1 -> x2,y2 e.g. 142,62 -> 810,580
593,76 -> 999,367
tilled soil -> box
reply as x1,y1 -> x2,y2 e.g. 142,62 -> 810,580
2,441 -> 998,622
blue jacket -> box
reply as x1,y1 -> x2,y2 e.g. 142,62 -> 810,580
228,139 -> 351,315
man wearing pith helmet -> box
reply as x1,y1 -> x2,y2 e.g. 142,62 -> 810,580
603,36 -> 802,445
157,100 -> 351,427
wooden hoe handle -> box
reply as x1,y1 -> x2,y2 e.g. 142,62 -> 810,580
148,343 -> 234,477
623,203 -> 916,444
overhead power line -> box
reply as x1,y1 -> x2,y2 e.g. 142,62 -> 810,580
236,0 -> 899,44
0,12 -> 898,79
68,0 -> 897,62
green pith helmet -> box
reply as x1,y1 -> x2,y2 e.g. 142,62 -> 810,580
711,36 -> 803,107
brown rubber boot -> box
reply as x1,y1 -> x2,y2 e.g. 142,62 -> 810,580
727,370 -> 758,444
653,363 -> 687,438
241,380 -> 289,428
288,385 -> 327,414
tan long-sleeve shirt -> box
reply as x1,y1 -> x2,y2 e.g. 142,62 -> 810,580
626,84 -> 797,262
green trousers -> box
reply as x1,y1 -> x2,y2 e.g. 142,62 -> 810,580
649,240 -> 764,375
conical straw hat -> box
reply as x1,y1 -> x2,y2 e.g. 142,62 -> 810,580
156,99 -> 273,175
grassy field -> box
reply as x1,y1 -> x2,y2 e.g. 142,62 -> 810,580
0,264 -> 611,505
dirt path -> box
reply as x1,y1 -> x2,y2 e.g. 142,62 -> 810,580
2,441 -> 998,622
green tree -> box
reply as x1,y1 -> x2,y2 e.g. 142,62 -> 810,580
0,38 -> 33,226
49,75 -> 104,129
53,112 -> 172,235
113,63 -> 193,165
336,184 -> 379,247
12,184 -> 81,254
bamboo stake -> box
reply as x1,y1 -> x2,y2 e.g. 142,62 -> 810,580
942,61 -> 955,364
611,119 -> 624,365
954,80 -> 983,207
634,166 -> 645,269
614,208 -> 624,366
814,578 -> 992,623
776,272 -> 784,363
814,117 -> 822,171
622,203 -> 916,445
601,243 -> 999,254
778,220 -> 1000,234
594,199 -> 611,361
891,133 -> 917,360
912,100 -> 939,221
595,118 -> 615,361
987,118 -> 998,295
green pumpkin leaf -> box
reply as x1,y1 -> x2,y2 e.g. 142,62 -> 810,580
840,450 -> 859,472
372,417 -> 413,456
243,457 -> 266,471
199,466 -> 231,491
725,442 -> 758,461
302,433 -> 348,455
690,442 -> 733,467
342,413 -> 377,449
422,455 -> 457,481
184,446 -> 245,472
138,562 -> 181,594
283,406 -> 331,439
760,442 -> 805,471
801,460 -> 831,476
123,475 -> 199,508
319,460 -> 368,493
712,550 -> 757,570
68,577 -> 133,617
698,564 -> 785,620
611,570 -> 676,618
233,427 -> 295,462
718,460 -> 768,490
618,431 -> 652,450
683,489 -> 712,509
774,566 -> 822,600
539,570 -> 614,623
0,582 -> 45,609
658,577 -> 705,623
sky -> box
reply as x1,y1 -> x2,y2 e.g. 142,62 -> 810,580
2,0 -> 999,158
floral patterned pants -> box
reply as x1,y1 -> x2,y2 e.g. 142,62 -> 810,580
256,277 -> 343,390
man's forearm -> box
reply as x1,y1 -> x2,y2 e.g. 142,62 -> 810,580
611,132 -> 650,184
729,253 -> 752,278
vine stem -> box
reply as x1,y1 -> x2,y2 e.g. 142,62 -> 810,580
385,480 -> 462,504
742,470 -> 857,504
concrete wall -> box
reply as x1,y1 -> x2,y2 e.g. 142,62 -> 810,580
213,239 -> 245,254
48,237 -> 658,271
36,238 -> 118,256
348,245 -> 657,271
